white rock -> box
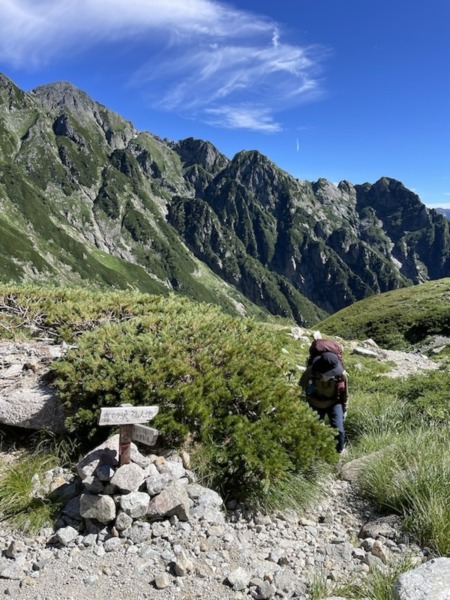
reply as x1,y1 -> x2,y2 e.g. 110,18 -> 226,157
110,463 -> 145,493
119,491 -> 149,518
393,558 -> 450,600
80,494 -> 116,523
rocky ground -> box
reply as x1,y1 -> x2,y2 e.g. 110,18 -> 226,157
0,337 -> 447,599
0,461 -> 427,600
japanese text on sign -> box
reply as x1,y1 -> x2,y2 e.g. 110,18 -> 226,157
98,406 -> 159,426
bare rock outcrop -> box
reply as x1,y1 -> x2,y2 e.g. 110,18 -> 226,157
0,342 -> 66,432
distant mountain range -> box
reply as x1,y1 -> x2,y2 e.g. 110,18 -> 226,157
1,72 -> 450,325
435,208 -> 450,220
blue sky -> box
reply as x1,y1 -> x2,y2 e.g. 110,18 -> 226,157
0,0 -> 449,207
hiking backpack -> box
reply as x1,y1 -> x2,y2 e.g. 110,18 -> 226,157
307,338 -> 345,369
304,339 -> 347,403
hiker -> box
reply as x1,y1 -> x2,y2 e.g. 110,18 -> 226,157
299,350 -> 348,453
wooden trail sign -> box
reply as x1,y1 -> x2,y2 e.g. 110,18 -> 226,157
119,424 -> 133,466
132,424 -> 158,447
98,405 -> 159,465
98,405 -> 159,426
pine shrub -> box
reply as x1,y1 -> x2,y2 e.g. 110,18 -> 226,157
53,299 -> 337,500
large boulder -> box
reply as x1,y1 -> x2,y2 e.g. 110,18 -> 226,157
0,342 -> 66,432
393,558 -> 450,600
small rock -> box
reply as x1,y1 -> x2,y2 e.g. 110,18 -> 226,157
173,552 -> 194,577
83,575 -> 99,586
254,580 -> 276,599
119,491 -> 150,518
54,526 -> 79,546
104,537 -> 124,552
80,493 -> 116,523
154,572 -> 171,589
110,463 -> 146,493
227,567 -> 251,591
147,483 -> 190,521
372,539 -> 389,564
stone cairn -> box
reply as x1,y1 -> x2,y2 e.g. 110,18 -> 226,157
47,434 -> 224,550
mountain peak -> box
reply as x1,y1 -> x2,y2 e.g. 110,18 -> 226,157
30,81 -> 96,115
0,72 -> 34,110
171,137 -> 228,175
30,80 -> 136,148
0,72 -> 16,88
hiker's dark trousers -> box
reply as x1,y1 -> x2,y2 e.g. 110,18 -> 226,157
312,402 -> 345,453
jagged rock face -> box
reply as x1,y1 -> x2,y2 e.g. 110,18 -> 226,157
215,150 -> 288,210
1,73 -> 450,322
355,178 -> 450,281
170,137 -> 229,175
171,151 -> 422,313
31,81 -> 137,150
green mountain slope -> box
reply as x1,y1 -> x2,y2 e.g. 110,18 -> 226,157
0,74 -> 271,319
319,277 -> 450,349
1,72 -> 450,325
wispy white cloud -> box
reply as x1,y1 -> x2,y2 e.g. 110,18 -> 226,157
204,105 -> 282,133
0,0 -> 329,132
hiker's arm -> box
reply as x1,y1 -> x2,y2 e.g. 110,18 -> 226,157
341,374 -> 349,417
299,368 -> 311,392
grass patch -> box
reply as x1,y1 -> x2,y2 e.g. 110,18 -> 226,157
340,361 -> 450,557
251,468 -> 331,514
344,366 -> 450,454
332,554 -> 418,599
358,426 -> 450,555
308,568 -> 329,600
0,451 -> 62,533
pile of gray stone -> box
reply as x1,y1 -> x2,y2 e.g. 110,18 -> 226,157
49,434 -> 224,549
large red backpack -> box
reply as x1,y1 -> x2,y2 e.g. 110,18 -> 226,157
307,338 -> 345,369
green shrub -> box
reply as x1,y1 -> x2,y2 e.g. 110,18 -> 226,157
0,285 -> 173,342
53,301 -> 337,501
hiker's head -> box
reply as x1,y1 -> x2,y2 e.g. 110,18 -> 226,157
311,351 -> 343,381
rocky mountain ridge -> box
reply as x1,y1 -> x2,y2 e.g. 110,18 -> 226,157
1,73 -> 450,324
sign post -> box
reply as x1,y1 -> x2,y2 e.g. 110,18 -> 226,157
131,424 -> 158,447
119,424 -> 133,466
98,404 -> 159,466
